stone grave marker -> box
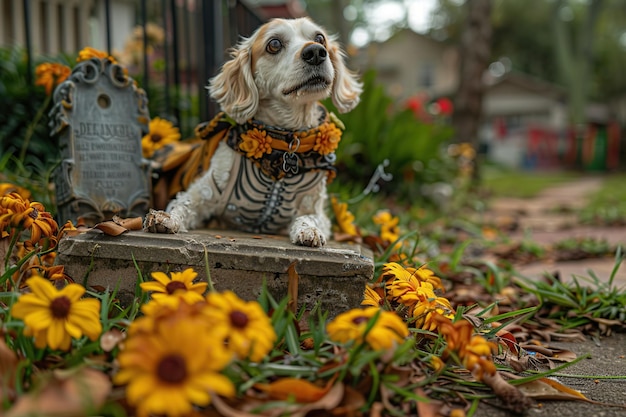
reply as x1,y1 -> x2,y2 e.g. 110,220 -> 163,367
49,57 -> 151,225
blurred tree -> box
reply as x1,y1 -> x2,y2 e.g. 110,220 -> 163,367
431,0 -> 626,125
450,0 -> 492,157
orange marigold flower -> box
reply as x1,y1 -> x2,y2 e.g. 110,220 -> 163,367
240,128 -> 272,159
311,123 -> 341,155
35,62 -> 71,95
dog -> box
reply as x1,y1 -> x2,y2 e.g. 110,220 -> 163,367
143,17 -> 362,247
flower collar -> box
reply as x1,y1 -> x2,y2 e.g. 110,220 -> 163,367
195,104 -> 344,181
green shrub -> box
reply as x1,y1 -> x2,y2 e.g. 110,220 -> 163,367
326,70 -> 456,204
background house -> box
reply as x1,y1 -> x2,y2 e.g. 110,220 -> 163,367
356,29 -> 459,101
356,27 -> 620,171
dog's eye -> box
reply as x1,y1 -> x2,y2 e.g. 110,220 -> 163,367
266,38 -> 283,54
314,34 -> 325,45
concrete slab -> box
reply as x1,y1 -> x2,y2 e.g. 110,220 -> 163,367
57,230 -> 374,316
477,333 -> 626,417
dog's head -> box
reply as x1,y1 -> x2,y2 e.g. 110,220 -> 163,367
209,17 -> 362,128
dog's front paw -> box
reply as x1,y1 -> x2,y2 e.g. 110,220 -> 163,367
291,225 -> 326,247
143,209 -> 181,234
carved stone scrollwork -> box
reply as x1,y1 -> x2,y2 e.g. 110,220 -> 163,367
50,58 -> 151,226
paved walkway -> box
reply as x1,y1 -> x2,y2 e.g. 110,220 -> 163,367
481,176 -> 626,415
487,176 -> 626,288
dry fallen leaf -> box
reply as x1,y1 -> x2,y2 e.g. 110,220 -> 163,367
93,221 -> 129,236
7,367 -> 111,417
212,381 -> 344,417
0,338 -> 18,400
515,377 -> 591,402
100,328 -> 126,352
254,376 -> 335,403
112,215 -> 143,230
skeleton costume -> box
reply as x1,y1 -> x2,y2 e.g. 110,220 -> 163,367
151,104 -> 343,234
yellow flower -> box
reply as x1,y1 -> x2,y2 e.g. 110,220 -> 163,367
361,284 -> 384,308
115,318 -> 234,417
310,123 -> 341,155
76,46 -> 118,64
0,183 -> 31,201
382,262 -> 445,292
11,276 -> 102,351
140,268 -> 207,306
0,193 -> 58,244
239,128 -> 272,159
434,315 -> 497,380
34,62 -> 71,95
412,297 -> 455,332
141,117 -> 181,158
331,197 -> 358,236
327,308 -> 409,351
372,210 -> 400,246
202,291 -> 276,362
387,272 -> 436,307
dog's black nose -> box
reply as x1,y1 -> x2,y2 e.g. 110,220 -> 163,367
302,44 -> 327,66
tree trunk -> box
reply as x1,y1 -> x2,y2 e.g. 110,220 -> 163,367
452,0 -> 492,148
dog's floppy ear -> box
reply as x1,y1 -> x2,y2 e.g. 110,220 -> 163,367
328,38 -> 363,114
208,39 -> 258,123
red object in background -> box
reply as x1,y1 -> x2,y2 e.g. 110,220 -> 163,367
406,95 -> 425,115
436,97 -> 454,116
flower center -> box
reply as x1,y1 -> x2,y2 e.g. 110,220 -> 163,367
165,280 -> 187,294
229,310 -> 249,328
157,354 -> 187,384
150,133 -> 163,143
352,316 -> 368,325
28,207 -> 39,220
50,296 -> 71,319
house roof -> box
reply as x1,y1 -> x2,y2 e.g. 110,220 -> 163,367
485,71 -> 567,100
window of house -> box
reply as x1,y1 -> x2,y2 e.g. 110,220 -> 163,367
418,62 -> 434,89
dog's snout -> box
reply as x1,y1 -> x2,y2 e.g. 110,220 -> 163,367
301,44 -> 327,66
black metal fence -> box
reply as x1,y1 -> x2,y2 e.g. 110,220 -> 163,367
18,0 -> 264,132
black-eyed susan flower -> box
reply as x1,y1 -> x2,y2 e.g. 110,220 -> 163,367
412,296 -> 455,332
0,193 -> 58,244
203,291 -> 276,362
434,314 -> 497,381
115,318 -> 234,417
382,262 -> 445,292
11,276 -> 102,351
361,284 -> 384,308
372,210 -> 400,246
34,62 -> 71,95
0,183 -> 31,201
140,268 -> 207,306
239,128 -> 272,159
141,117 -> 182,158
331,197 -> 359,237
326,308 -> 409,351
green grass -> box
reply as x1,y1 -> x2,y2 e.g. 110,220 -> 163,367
580,173 -> 626,225
481,167 -> 582,198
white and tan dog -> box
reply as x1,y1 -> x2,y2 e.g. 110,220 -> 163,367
144,17 -> 362,247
